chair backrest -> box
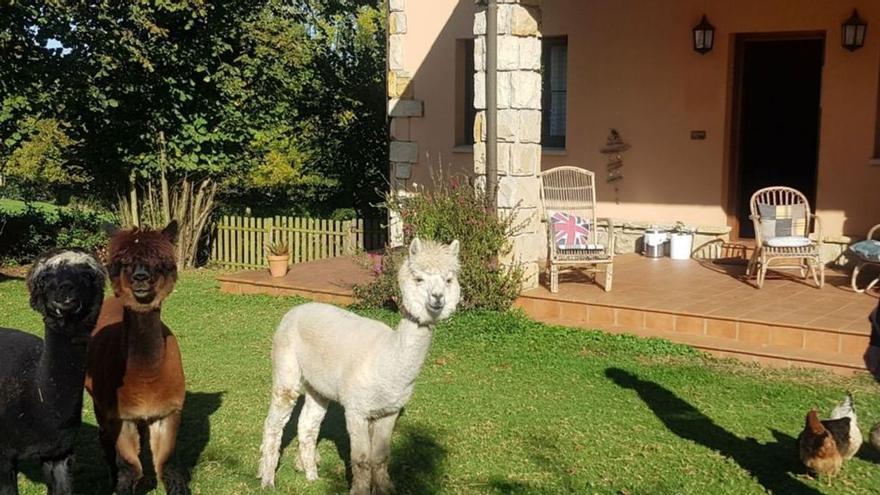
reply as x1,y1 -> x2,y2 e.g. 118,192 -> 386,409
539,166 -> 599,246
749,186 -> 811,238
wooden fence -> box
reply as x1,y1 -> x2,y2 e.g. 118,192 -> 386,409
211,216 -> 386,269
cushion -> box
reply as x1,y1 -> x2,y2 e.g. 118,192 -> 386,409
550,211 -> 591,250
851,239 -> 880,262
765,236 -> 812,248
758,203 -> 807,239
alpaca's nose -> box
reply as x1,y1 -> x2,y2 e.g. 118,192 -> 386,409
430,293 -> 445,307
132,265 -> 150,282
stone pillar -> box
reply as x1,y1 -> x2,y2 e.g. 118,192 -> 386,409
474,1 -> 544,289
387,0 -> 422,247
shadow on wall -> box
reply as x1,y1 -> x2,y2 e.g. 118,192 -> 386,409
19,391 -> 223,494
604,367 -> 822,495
279,397 -> 447,493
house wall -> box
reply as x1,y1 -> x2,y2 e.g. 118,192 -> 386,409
391,0 -> 477,188
395,0 -> 880,239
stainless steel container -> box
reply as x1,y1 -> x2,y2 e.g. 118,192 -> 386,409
643,228 -> 667,258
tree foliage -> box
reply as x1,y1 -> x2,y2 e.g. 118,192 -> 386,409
1,0 -> 387,217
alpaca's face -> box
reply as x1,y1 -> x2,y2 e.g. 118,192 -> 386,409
108,221 -> 179,312
398,238 -> 461,324
27,249 -> 106,331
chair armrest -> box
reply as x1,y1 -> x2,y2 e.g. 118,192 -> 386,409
811,213 -> 823,246
749,214 -> 764,246
597,218 -> 615,257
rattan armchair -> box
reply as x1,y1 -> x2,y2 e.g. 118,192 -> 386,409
850,223 -> 880,293
746,186 -> 824,288
539,166 -> 615,292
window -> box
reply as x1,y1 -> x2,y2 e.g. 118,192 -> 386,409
542,36 -> 567,149
457,38 -> 476,146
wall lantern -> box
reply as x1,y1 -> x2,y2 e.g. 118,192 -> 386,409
842,9 -> 867,51
693,15 -> 715,54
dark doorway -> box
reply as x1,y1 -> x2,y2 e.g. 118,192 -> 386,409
732,35 -> 824,238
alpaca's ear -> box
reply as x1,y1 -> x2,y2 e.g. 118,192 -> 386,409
448,239 -> 460,257
409,237 -> 422,256
162,220 -> 179,244
103,222 -> 120,237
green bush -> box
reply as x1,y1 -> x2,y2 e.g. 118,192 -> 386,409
354,176 -> 524,311
0,199 -> 116,264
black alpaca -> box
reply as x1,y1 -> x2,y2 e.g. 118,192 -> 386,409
0,249 -> 105,495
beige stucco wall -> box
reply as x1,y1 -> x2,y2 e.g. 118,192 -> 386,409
397,0 -> 880,238
394,0 -> 477,186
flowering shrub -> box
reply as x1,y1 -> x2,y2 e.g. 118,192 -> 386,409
354,175 -> 524,311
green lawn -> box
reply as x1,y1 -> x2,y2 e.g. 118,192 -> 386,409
2,271 -> 879,494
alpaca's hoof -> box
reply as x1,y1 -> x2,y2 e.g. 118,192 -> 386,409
260,476 -> 275,489
372,480 -> 397,495
372,470 -> 396,495
162,468 -> 190,495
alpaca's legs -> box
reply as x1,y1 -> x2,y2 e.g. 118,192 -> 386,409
259,387 -> 298,488
0,457 -> 17,495
297,391 -> 328,482
369,412 -> 399,495
346,411 -> 372,495
149,411 -> 187,495
96,409 -> 121,483
114,420 -> 143,495
42,455 -> 73,495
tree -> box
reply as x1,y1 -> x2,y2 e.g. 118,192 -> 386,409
1,0 -> 388,265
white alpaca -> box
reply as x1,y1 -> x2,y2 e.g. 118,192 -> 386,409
258,238 -> 461,494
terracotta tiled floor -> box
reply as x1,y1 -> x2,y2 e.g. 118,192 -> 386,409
524,254 -> 877,334
216,253 -> 879,372
217,256 -> 375,304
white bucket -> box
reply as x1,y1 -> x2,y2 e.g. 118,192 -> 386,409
669,233 -> 693,260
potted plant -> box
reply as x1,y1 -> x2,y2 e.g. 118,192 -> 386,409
266,241 -> 290,277
668,221 -> 695,260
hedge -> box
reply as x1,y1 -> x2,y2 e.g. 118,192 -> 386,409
0,199 -> 116,264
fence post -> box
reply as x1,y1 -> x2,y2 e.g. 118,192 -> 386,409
343,220 -> 354,255
264,217 -> 273,267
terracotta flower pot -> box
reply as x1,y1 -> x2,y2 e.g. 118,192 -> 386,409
267,255 -> 289,277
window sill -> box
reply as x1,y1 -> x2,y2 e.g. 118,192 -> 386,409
542,147 -> 567,156
452,144 -> 473,154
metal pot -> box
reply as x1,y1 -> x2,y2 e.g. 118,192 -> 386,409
643,228 -> 667,258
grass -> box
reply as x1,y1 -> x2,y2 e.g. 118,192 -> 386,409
0,198 -> 62,215
2,270 -> 880,494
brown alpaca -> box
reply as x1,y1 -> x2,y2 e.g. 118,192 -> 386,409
85,221 -> 187,494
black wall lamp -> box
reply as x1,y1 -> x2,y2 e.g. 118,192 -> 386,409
842,9 -> 867,51
693,15 -> 715,54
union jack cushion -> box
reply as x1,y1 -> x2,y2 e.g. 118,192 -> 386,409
550,211 -> 593,250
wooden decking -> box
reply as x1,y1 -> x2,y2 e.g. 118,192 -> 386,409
217,254 -> 878,374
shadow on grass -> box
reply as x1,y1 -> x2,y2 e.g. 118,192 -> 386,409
279,399 -> 446,494
605,367 -> 821,495
20,391 -> 223,494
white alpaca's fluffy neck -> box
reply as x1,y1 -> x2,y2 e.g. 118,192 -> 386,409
384,313 -> 434,389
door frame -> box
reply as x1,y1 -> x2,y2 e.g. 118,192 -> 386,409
724,31 -> 825,240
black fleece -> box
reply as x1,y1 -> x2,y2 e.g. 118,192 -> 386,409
0,249 -> 104,495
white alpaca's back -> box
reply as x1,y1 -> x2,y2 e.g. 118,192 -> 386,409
273,302 -> 394,405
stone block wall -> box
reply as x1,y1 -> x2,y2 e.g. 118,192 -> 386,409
474,1 -> 545,289
387,0 -> 421,247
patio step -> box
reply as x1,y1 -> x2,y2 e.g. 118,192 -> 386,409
514,296 -> 870,375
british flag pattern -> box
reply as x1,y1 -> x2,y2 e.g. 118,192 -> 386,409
550,211 -> 591,249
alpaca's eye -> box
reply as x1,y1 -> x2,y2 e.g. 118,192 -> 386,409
446,277 -> 453,284
415,277 -> 424,284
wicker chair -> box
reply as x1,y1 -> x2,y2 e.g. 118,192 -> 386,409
849,223 -> 880,293
539,166 -> 615,292
746,186 -> 824,288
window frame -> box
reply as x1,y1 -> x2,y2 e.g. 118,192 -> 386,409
541,36 -> 568,150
